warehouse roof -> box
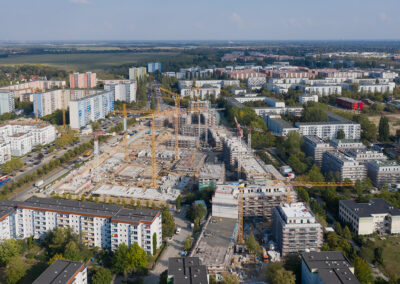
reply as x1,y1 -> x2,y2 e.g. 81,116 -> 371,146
33,260 -> 85,284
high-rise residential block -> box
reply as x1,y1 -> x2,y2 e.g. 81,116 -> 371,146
147,62 -> 162,73
69,72 -> 96,89
129,67 -> 147,80
0,92 -> 14,115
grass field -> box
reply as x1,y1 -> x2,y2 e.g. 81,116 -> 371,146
0,51 -> 178,71
368,113 -> 400,135
361,235 -> 400,278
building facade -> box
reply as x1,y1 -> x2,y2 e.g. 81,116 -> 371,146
148,62 -> 162,73
105,81 -> 137,103
322,151 -> 366,182
0,197 -> 162,253
129,67 -> 147,80
69,72 -> 97,89
69,90 -> 114,129
366,160 -> 400,188
339,199 -> 400,235
0,92 -> 15,115
272,203 -> 323,256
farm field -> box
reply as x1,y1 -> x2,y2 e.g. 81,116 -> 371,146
0,51 -> 178,71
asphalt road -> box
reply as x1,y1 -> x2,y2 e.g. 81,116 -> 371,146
144,207 -> 192,284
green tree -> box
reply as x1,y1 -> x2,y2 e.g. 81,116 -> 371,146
6,256 -> 27,284
246,233 -> 261,257
193,203 -> 207,220
161,207 -> 176,238
222,273 -> 239,284
337,129 -> 346,139
159,269 -> 168,284
0,239 -> 23,266
112,243 -> 131,279
184,236 -> 193,251
1,158 -> 24,175
175,195 -> 182,211
342,226 -> 352,239
354,257 -> 373,284
297,188 -> 310,203
91,121 -> 101,131
378,116 -> 390,141
374,247 -> 383,265
153,233 -> 157,256
272,268 -> 296,284
92,267 -> 113,284
265,262 -> 283,283
335,222 -> 342,236
302,105 -> 328,122
63,241 -> 81,261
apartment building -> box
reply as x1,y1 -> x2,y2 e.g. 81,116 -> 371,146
344,148 -> 387,163
178,79 -> 240,89
299,94 -> 318,104
69,90 -> 114,129
69,72 -> 97,89
148,62 -> 162,73
303,136 -> 334,166
322,151 -> 366,182
129,67 -> 147,80
366,160 -> 400,188
0,142 -> 11,165
272,203 -> 323,256
0,197 -> 162,253
0,92 -> 15,115
295,112 -> 361,140
301,251 -> 359,284
247,77 -> 266,90
212,183 -> 295,221
0,80 -> 66,100
33,260 -> 87,284
104,80 -> 137,103
339,199 -> 400,235
264,115 -> 299,137
299,84 -> 342,96
180,85 -> 221,99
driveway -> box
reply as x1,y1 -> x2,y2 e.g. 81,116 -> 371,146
143,208 -> 192,284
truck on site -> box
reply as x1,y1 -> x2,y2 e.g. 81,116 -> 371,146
83,149 -> 93,158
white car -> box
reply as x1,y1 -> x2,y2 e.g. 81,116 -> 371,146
176,227 -> 181,234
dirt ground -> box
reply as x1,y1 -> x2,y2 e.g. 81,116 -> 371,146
368,113 -> 400,135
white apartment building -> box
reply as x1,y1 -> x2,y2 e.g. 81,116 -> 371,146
339,199 -> 400,235
129,67 -> 147,80
0,80 -> 66,100
247,77 -> 266,90
0,197 -> 162,254
299,94 -> 318,104
105,81 -> 137,103
366,160 -> 400,188
0,123 -> 56,157
33,260 -> 87,284
180,86 -> 221,99
0,92 -> 15,115
322,151 -> 366,182
69,90 -> 114,129
273,203 -> 323,256
178,80 -> 240,89
0,142 -> 11,165
300,85 -> 342,96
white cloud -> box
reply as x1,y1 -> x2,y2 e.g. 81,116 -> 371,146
69,0 -> 89,4
230,12 -> 244,28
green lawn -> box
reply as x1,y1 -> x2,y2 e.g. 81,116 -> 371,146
360,235 -> 400,278
0,52 -> 178,71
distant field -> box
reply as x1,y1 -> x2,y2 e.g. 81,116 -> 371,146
368,113 -> 400,135
0,52 -> 178,71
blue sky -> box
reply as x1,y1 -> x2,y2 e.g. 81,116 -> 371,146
1,0 -> 400,41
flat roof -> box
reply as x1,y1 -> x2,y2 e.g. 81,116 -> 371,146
33,260 -> 84,284
340,198 -> 400,218
280,203 -> 314,219
301,251 -> 359,284
0,197 -> 159,224
268,117 -> 295,129
168,257 -> 208,284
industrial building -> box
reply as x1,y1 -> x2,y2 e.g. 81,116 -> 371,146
336,97 -> 364,110
366,160 -> 400,188
69,72 -> 97,89
168,257 -> 209,284
322,151 -> 366,182
0,92 -> 15,115
272,203 -> 323,256
339,199 -> 400,235
33,260 -> 87,284
301,251 -> 359,284
0,197 -> 162,254
69,90 -> 114,129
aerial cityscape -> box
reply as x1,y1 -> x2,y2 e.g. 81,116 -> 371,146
1,1 -> 400,284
